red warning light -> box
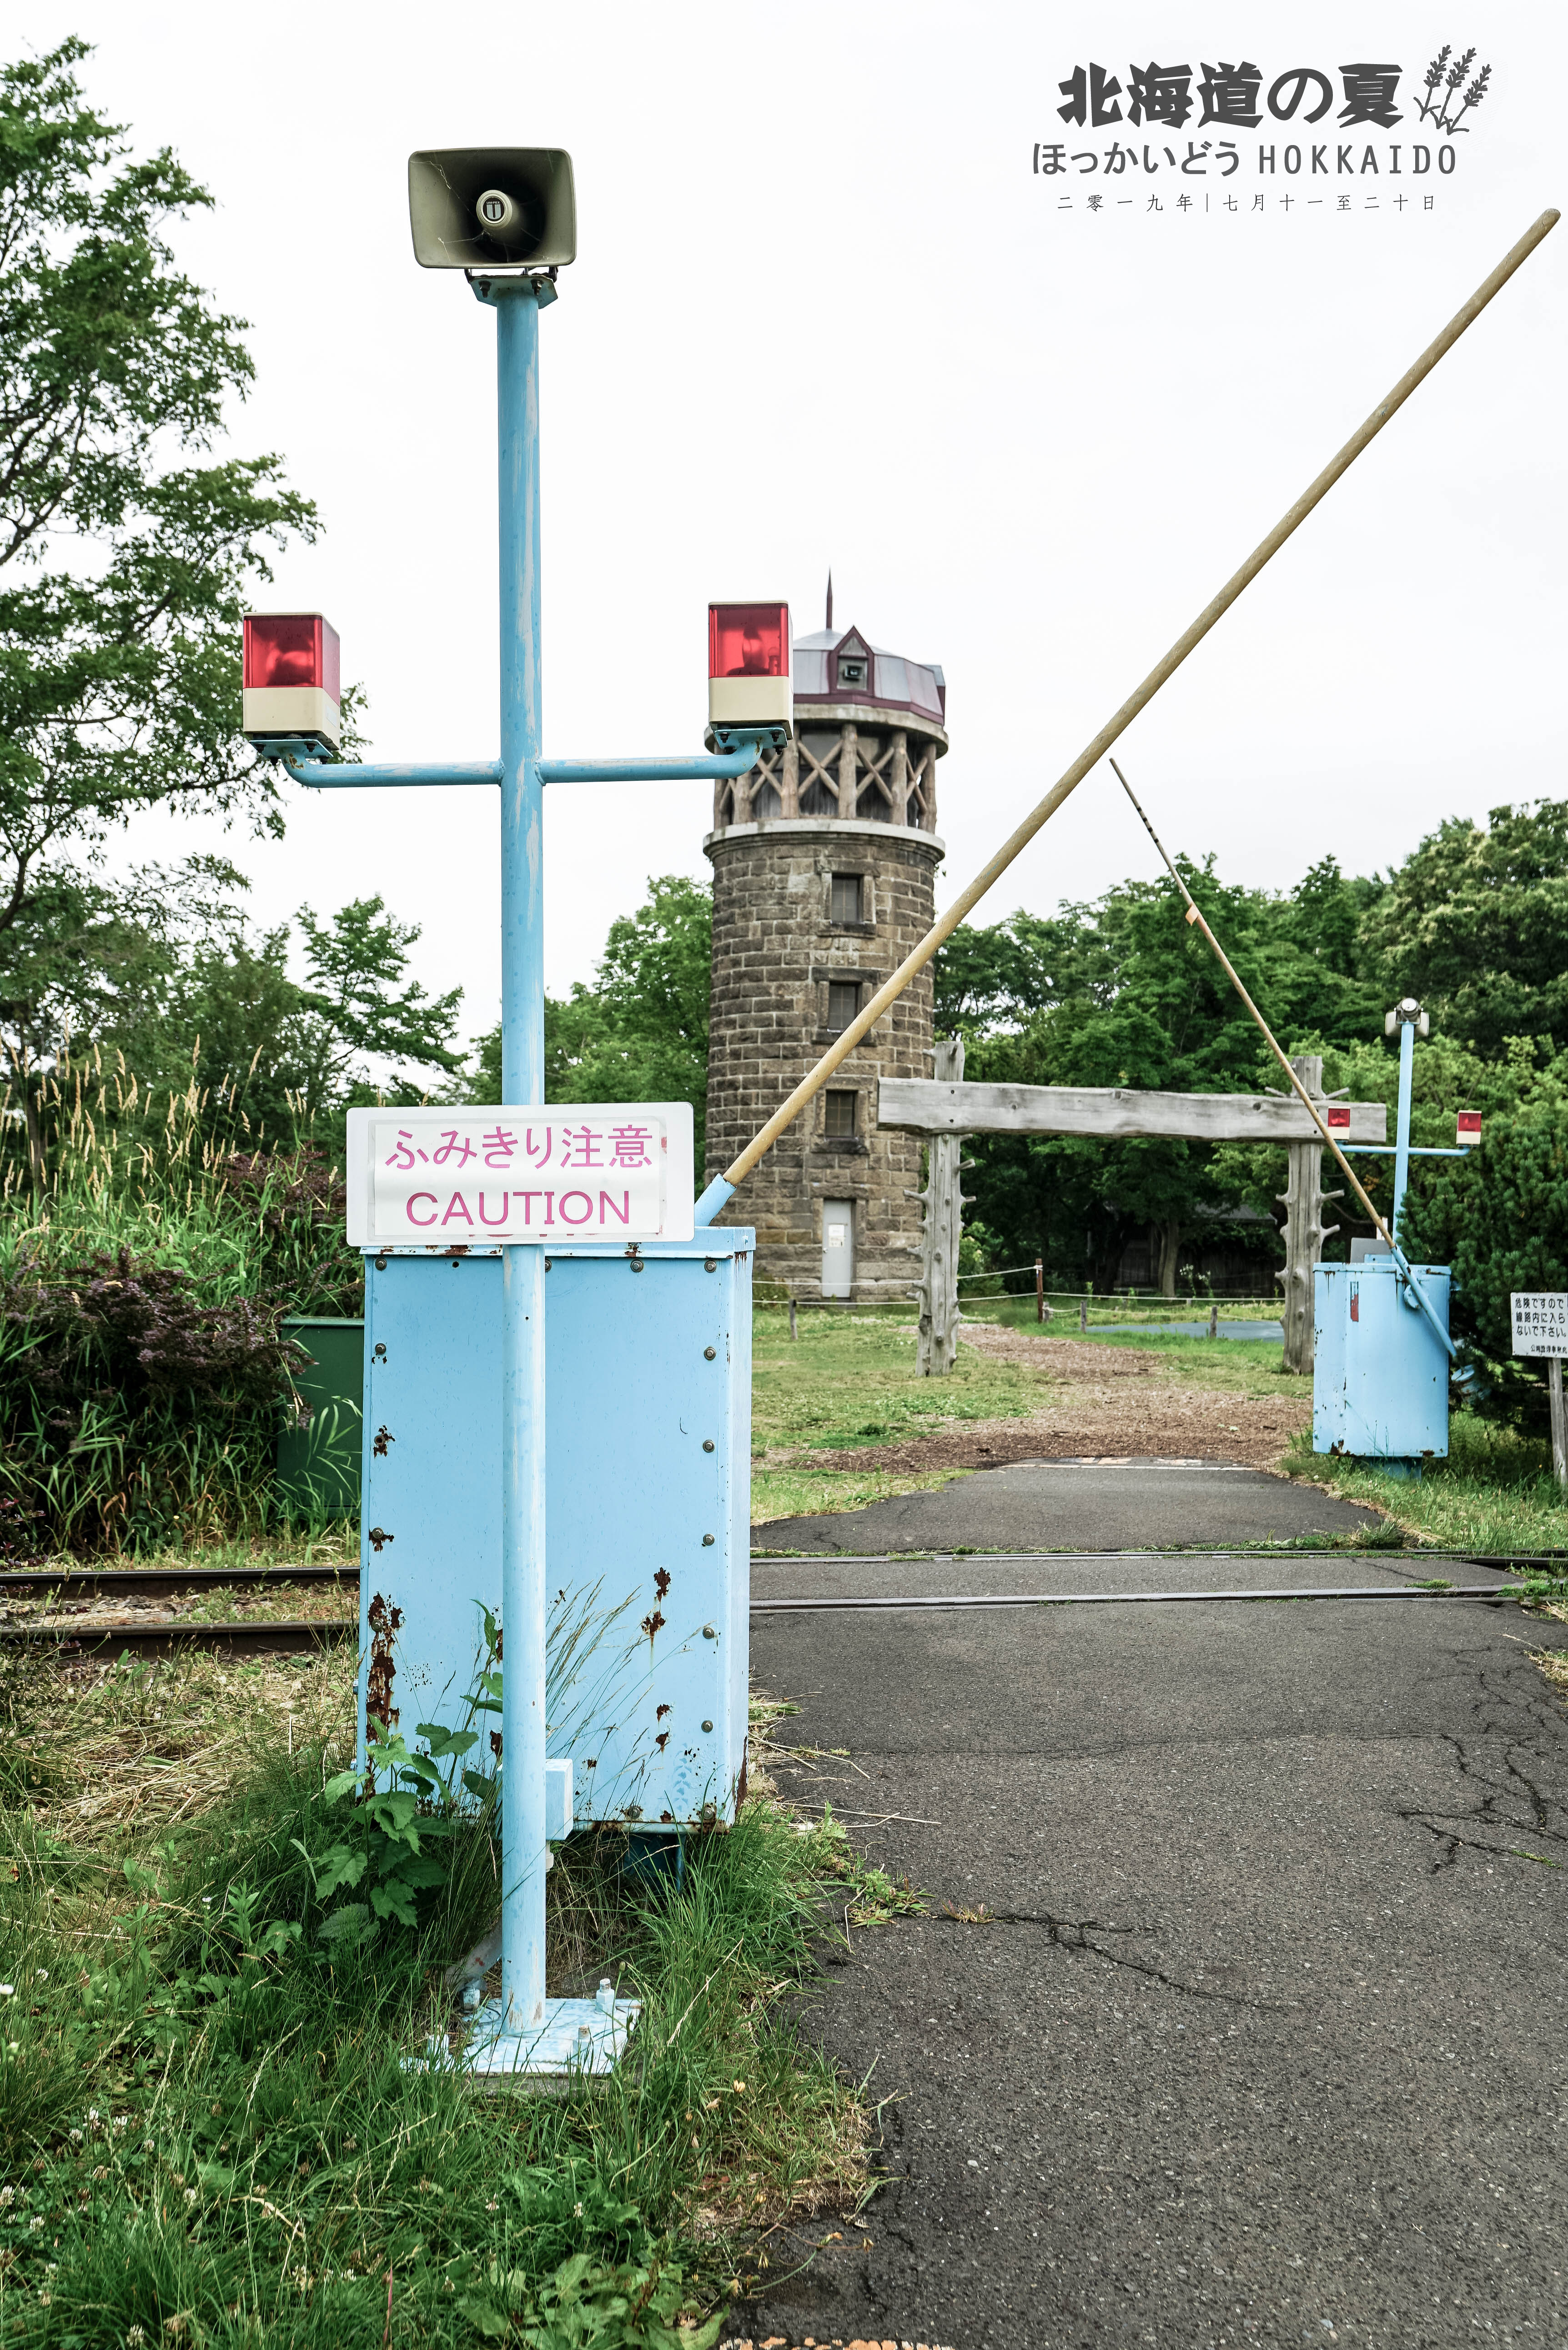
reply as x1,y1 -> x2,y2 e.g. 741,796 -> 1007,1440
1457,1109 -> 1482,1144
1326,1105 -> 1351,1132
243,613 -> 341,698
241,611 -> 342,753
708,603 -> 788,681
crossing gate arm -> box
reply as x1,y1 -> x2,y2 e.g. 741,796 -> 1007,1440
691,207 -> 1558,1234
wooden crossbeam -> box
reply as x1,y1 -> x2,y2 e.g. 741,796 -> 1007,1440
878,1078 -> 1387,1145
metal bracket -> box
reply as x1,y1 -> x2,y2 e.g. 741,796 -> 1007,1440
280,740 -> 766,791
710,724 -> 789,754
468,267 -> 560,309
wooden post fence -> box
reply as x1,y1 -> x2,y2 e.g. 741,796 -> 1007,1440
911,1036 -> 969,1376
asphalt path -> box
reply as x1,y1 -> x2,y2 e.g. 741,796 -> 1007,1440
735,1501 -> 1568,2347
756,1459 -> 1385,1555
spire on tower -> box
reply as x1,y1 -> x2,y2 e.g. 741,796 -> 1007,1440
825,570 -> 833,632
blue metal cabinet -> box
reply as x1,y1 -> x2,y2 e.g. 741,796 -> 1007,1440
358,1232 -> 753,1828
1313,1257 -> 1450,1461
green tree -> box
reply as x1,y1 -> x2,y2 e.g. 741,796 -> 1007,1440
1402,1063 -> 1568,1435
1361,800 -> 1568,1057
290,898 -> 464,1119
0,38 -> 315,1084
942,859 -> 1378,1292
0,886 -> 464,1189
474,875 -> 712,1158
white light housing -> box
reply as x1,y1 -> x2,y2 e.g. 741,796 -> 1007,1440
708,602 -> 791,737
243,613 -> 341,752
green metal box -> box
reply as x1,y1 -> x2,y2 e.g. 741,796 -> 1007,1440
277,1316 -> 364,1522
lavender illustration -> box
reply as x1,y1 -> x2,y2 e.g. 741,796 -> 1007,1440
1439,60 -> 1491,135
1414,45 -> 1451,125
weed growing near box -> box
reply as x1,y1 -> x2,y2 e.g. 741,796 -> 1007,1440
0,1648 -> 864,2343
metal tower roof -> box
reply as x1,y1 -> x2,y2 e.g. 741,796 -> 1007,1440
792,624 -> 946,725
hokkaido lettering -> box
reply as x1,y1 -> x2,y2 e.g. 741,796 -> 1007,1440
1053,54 -> 1489,134
1038,47 -> 1491,197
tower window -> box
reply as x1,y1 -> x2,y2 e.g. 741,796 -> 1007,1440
827,979 -> 861,1033
830,872 -> 863,924
824,1090 -> 857,1138
837,654 -> 868,688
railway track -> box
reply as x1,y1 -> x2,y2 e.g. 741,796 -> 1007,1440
0,1549 -> 1560,1660
0,1563 -> 358,1659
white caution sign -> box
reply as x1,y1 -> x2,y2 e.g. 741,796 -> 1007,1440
1510,1292 -> 1568,1357
346,1104 -> 694,1248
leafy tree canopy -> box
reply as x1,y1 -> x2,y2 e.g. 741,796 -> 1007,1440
940,854 -> 1381,1287
1402,1054 -> 1568,1436
0,37 -> 314,1080
5,881 -> 465,1187
1361,799 -> 1568,1058
474,875 -> 712,1156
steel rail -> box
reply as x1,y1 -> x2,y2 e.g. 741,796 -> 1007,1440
3,1567 -> 1553,1654
0,1586 -> 1532,1655
693,207 -> 1559,1229
0,1619 -> 355,1660
2,1548 -> 1555,1603
748,1549 -> 1563,1569
0,1566 -> 355,1600
750,1585 -> 1520,1612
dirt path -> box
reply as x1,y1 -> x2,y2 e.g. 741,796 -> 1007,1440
802,1325 -> 1311,1477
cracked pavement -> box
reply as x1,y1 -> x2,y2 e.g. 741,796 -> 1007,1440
740,1531 -> 1568,2347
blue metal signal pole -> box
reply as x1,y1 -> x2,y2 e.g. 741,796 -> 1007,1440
490,277 -> 548,2040
286,265 -> 761,2073
1391,1011 -> 1416,1247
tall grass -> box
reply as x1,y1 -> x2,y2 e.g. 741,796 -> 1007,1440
0,1049 -> 362,1555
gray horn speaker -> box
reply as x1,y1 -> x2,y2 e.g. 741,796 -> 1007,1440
407,148 -> 577,269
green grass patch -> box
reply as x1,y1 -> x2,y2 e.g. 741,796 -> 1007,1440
0,1647 -> 864,2344
748,1311 -> 1310,1525
751,1464 -> 966,1531
1286,1410 -> 1568,1557
751,1311 -> 1049,1456
1051,1325 -> 1297,1391
982,1294 -> 1284,1329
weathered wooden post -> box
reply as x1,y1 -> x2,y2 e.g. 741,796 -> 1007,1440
914,1036 -> 967,1375
1277,1053 -> 1342,1376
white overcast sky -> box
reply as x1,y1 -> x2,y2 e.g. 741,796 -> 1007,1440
23,2 -> 1568,1051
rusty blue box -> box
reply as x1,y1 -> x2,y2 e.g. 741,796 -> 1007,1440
357,1232 -> 753,1827
1313,1257 -> 1451,1462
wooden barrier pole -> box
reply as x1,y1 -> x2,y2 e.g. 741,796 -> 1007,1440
1110,758 -> 1457,1368
703,209 -> 1558,1209
1111,758 -> 1397,1249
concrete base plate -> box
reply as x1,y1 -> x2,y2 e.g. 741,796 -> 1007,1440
418,1992 -> 641,2089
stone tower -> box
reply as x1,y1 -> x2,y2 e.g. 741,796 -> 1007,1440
703,605 -> 948,1301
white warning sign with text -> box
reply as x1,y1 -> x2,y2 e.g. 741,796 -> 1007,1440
1510,1292 -> 1568,1357
346,1104 -> 694,1248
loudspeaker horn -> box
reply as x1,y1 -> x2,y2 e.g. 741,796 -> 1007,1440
407,148 -> 576,269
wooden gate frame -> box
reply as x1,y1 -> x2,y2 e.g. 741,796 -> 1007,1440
881,1070 -> 1387,1376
